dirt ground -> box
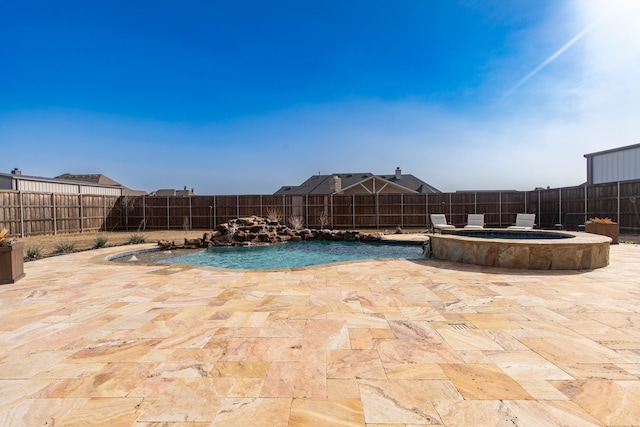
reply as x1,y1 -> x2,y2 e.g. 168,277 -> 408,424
15,229 -> 640,261
18,230 -> 209,260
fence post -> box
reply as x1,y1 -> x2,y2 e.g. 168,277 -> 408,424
330,194 -> 334,229
237,195 -> 240,220
538,190 -> 541,229
425,193 -> 428,228
189,196 -> 192,230
213,196 -> 217,228
52,192 -> 57,235
474,192 -> 477,214
306,194 -> 309,228
499,192 -> 502,227
376,193 -> 380,228
449,193 -> 452,224
79,194 -> 83,233
401,193 -> 404,228
558,188 -> 562,227
143,195 -> 146,230
617,181 -> 621,223
352,195 -> 355,228
19,191 -> 24,238
167,197 -> 170,230
584,184 -> 588,224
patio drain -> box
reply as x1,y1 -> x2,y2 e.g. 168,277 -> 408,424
449,323 -> 470,330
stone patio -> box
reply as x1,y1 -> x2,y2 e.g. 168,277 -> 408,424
1,240 -> 639,426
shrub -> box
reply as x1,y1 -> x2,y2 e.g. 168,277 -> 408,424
93,235 -> 108,249
25,245 -> 43,260
54,240 -> 76,254
266,207 -> 283,223
287,215 -> 304,230
128,233 -> 146,244
588,217 -> 615,224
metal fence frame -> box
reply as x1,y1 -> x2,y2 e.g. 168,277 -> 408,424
1,179 -> 639,237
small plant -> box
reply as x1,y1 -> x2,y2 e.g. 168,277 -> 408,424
266,207 -> 283,223
288,215 -> 304,231
54,240 -> 76,254
93,235 -> 108,249
25,245 -> 42,260
319,211 -> 331,230
0,227 -> 7,245
127,233 -> 146,244
588,217 -> 615,224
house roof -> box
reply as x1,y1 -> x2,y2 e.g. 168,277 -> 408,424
1,171 -> 122,189
55,173 -> 122,186
55,173 -> 147,196
584,143 -> 640,158
274,169 -> 440,195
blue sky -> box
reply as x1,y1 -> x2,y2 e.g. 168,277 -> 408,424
1,1 -> 639,194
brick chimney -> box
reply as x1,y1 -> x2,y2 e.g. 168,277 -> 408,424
329,175 -> 342,193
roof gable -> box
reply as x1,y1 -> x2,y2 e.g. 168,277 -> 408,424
338,175 -> 418,194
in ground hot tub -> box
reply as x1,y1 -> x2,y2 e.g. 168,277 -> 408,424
430,229 -> 610,270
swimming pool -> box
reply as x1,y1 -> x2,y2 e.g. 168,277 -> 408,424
114,240 -> 424,270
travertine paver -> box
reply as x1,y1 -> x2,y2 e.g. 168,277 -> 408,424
0,241 -> 639,426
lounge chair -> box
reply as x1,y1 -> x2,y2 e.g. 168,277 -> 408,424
464,214 -> 485,229
508,213 -> 535,230
430,214 -> 455,233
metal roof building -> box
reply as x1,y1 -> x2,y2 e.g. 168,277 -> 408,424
0,169 -> 125,196
584,143 -> 640,185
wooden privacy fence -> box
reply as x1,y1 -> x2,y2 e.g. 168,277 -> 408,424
1,179 -> 639,237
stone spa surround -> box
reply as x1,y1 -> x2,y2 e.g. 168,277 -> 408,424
430,230 -> 611,270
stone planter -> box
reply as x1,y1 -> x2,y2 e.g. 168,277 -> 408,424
585,222 -> 618,244
0,241 -> 25,284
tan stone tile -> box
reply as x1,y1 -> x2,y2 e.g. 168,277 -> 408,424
66,339 -> 162,363
359,379 -> 441,424
221,337 -> 302,362
227,377 -> 264,397
209,361 -> 270,378
384,363 -> 447,380
34,362 -> 153,398
261,361 -> 326,398
327,350 -> 386,380
462,313 -> 521,329
440,363 -> 533,400
349,328 -> 374,350
0,398 -> 87,427
289,398 -> 365,427
422,379 -> 464,401
212,397 -> 291,427
550,379 -> 640,426
486,351 -> 574,381
0,350 -> 72,379
134,377 -> 232,422
518,380 -> 571,400
369,328 -> 395,339
327,379 -> 361,399
377,338 -> 463,364
559,363 -> 637,380
436,327 -> 504,351
58,396 -> 142,426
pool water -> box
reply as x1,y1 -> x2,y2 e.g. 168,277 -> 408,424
130,240 -> 423,270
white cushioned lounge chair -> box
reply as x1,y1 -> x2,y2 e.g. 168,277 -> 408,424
507,213 -> 535,230
430,214 -> 455,232
464,214 -> 485,229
